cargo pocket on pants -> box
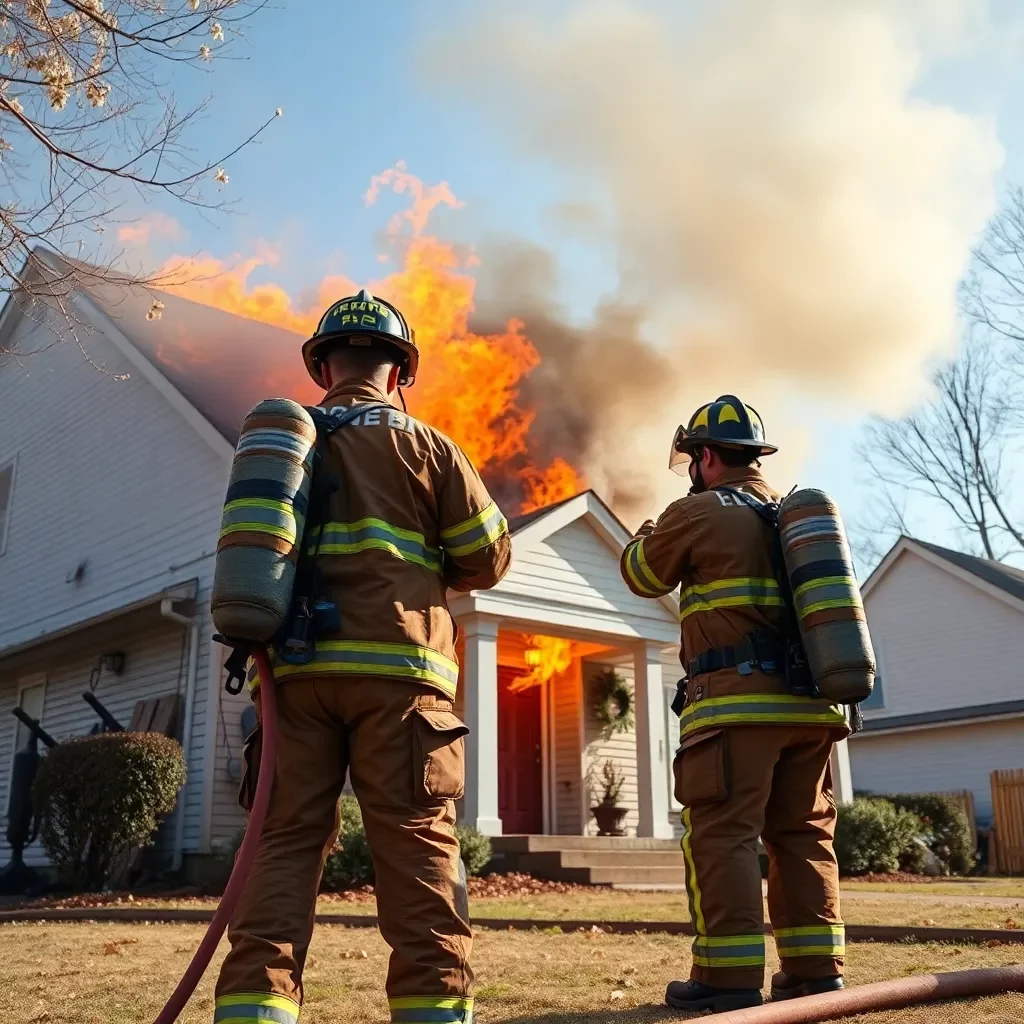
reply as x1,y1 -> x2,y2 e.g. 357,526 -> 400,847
412,707 -> 470,802
238,724 -> 262,812
673,728 -> 729,806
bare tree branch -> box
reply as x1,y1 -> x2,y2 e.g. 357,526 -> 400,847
857,334 -> 1024,563
0,0 -> 279,355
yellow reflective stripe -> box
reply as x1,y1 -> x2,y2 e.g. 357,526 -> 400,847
800,598 -> 859,615
679,576 -> 782,621
442,502 -> 507,557
680,807 -> 705,934
214,991 -> 299,1024
224,498 -> 296,515
692,954 -> 765,967
792,575 -> 853,599
679,694 -> 847,739
312,519 -> 442,573
635,538 -> 670,593
319,516 -> 429,544
681,594 -> 785,621
271,641 -> 460,699
624,540 -> 667,596
389,998 -> 474,1010
774,925 -> 846,938
682,575 -> 779,596
774,924 -> 845,957
692,933 -> 766,967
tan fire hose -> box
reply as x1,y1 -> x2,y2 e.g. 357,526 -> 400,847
712,964 -> 1024,1023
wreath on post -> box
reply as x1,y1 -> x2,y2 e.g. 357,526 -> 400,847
592,668 -> 634,735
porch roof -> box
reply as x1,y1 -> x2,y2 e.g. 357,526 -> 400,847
451,491 -> 680,648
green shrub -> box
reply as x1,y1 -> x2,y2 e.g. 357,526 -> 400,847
322,796 -> 375,889
455,824 -> 492,876
33,732 -> 186,890
885,794 -> 975,875
319,797 -> 493,889
834,797 -> 923,875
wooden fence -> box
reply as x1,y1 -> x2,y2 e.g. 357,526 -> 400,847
991,769 -> 1024,874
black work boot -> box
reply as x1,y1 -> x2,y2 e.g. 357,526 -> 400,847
770,971 -> 845,1001
665,980 -> 763,1013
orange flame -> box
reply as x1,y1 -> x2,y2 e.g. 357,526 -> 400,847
158,165 -> 584,513
510,634 -> 575,692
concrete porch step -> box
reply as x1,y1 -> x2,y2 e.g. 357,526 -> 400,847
491,835 -> 680,854
488,835 -> 687,886
556,851 -> 685,868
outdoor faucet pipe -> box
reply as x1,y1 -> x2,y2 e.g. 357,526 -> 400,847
712,964 -> 1024,1024
153,647 -> 279,1024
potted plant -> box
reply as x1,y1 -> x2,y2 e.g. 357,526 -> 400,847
591,759 -> 628,836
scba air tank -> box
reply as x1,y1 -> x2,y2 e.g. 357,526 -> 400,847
778,488 -> 875,704
212,399 -> 318,644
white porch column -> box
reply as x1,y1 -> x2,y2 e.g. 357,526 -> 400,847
830,737 -> 854,805
633,641 -> 674,838
461,615 -> 503,836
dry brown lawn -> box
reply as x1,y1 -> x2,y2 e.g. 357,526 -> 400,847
2,921 -> 1022,1024
838,878 -> 1024,899
27,889 -> 1023,931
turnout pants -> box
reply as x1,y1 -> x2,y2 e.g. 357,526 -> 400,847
674,725 -> 844,990
214,676 -> 473,1024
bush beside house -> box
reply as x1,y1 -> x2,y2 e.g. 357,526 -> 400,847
33,732 -> 186,890
835,793 -> 976,876
322,797 -> 493,888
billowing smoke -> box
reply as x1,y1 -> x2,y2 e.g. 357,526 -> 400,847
426,0 -> 1006,520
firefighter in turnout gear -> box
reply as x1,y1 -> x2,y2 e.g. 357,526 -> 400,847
214,290 -> 512,1024
620,396 -> 849,1014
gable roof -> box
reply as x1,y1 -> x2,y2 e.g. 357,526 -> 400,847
914,539 -> 1024,605
508,493 -> 581,534
80,275 -> 319,444
862,535 -> 1024,613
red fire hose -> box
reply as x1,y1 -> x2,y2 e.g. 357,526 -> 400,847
153,648 -> 279,1024
712,964 -> 1024,1023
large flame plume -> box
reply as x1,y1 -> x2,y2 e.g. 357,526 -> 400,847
157,162 -> 584,514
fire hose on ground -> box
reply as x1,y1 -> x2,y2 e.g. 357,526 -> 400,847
712,964 -> 1024,1023
146,647 -> 1024,1023
153,648 -> 279,1024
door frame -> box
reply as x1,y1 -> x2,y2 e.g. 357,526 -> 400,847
497,663 -> 551,835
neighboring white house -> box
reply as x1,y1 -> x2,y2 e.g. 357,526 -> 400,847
852,536 -> 1024,826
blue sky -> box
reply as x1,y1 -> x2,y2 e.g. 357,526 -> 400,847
114,1 -> 1024,566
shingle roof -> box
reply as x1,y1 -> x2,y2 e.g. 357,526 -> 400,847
507,492 -> 584,534
914,538 -> 1024,605
81,276 -> 319,444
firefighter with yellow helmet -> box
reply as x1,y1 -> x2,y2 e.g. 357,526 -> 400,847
620,396 -> 849,1013
213,290 -> 511,1024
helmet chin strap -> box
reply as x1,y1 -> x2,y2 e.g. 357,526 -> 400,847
688,447 -> 708,495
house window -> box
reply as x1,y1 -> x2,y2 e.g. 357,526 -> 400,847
0,455 -> 16,556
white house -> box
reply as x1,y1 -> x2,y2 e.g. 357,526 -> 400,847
0,255 -> 854,885
852,536 -> 1024,826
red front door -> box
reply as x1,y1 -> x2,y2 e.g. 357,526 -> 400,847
497,666 -> 544,834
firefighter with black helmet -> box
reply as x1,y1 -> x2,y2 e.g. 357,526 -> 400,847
214,289 -> 511,1024
621,396 -> 849,1014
